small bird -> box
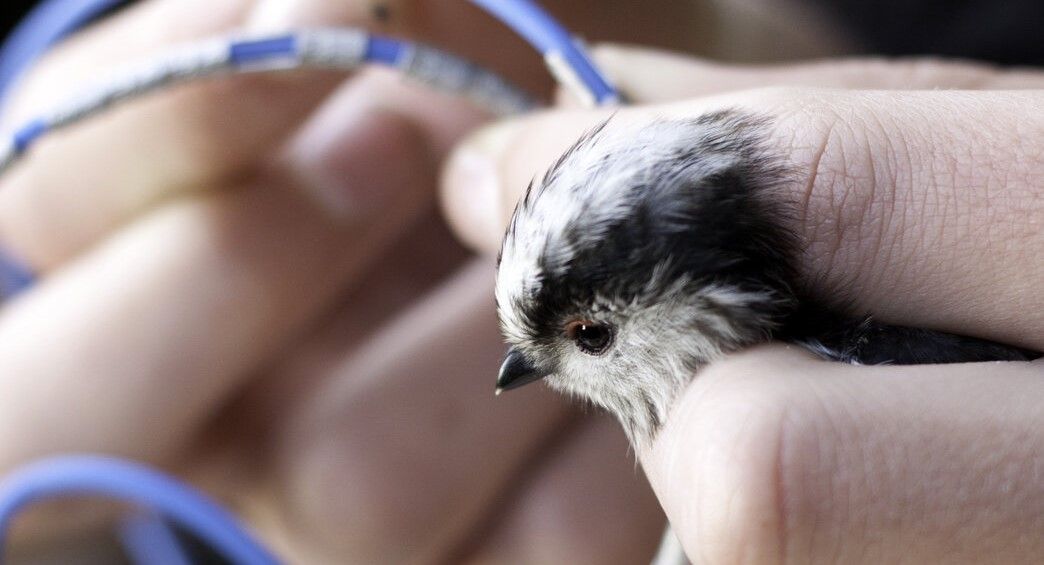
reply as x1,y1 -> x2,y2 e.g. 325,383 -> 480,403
493,111 -> 1037,447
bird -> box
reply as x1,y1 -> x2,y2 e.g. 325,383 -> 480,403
492,110 -> 1038,448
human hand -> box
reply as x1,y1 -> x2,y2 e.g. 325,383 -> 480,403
441,46 -> 1044,563
0,3 -> 706,563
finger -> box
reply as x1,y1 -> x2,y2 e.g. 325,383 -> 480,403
586,45 -> 1044,104
2,0 -> 255,125
441,89 -> 1044,349
0,96 -> 434,469
259,260 -> 575,564
0,0 -> 351,270
246,0 -> 550,94
440,108 -> 607,252
639,345 -> 1044,564
187,208 -> 471,480
462,414 -> 665,565
0,0 -> 492,271
245,0 -> 715,97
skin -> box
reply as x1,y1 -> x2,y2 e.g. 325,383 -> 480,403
0,2 -> 1041,565
442,47 -> 1044,563
0,1 -> 686,563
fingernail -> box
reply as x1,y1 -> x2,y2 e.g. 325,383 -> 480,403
441,121 -> 519,249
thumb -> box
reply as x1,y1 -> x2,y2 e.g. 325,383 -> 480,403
638,345 -> 1044,564
587,44 -> 1044,104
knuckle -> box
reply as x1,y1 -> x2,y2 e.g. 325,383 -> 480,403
768,92 -> 912,301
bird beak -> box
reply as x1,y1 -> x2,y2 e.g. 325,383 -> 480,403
495,348 -> 548,395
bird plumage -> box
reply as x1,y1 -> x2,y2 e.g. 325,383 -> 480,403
495,111 -> 1038,447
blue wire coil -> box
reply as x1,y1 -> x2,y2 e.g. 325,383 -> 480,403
0,456 -> 280,565
0,28 -> 536,174
0,1 -> 620,563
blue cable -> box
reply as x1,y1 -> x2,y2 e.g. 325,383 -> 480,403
0,0 -> 616,108
0,0 -> 122,294
364,35 -> 406,65
227,34 -> 297,66
0,0 -> 127,292
0,1 -> 618,562
0,244 -> 34,299
119,511 -> 193,565
0,29 -> 533,170
0,0 -> 127,102
468,0 -> 618,103
0,0 -> 617,297
0,455 -> 280,565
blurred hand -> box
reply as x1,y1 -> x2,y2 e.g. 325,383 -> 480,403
0,2 -> 696,563
441,46 -> 1044,563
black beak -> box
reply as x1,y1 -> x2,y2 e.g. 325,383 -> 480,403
495,348 -> 549,395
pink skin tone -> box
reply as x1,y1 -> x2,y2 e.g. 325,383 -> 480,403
0,0 -> 1042,563
0,1 -> 680,563
443,48 -> 1044,563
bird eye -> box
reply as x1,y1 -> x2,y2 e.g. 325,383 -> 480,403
565,320 -> 614,355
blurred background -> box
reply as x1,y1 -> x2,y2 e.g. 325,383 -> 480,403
0,0 -> 1040,563
3,0 -> 1043,65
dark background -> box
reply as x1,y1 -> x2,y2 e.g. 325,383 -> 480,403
813,0 -> 1044,66
0,3 -> 35,38
2,0 -> 1042,66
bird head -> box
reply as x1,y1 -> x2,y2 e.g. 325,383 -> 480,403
494,112 -> 795,445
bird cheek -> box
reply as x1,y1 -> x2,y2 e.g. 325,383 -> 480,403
546,370 -> 594,399
543,372 -> 568,391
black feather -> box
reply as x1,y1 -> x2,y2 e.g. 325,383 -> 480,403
515,111 -> 1039,365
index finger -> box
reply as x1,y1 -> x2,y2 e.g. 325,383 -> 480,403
0,0 -> 347,269
441,88 -> 1043,350
0,0 -> 521,271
